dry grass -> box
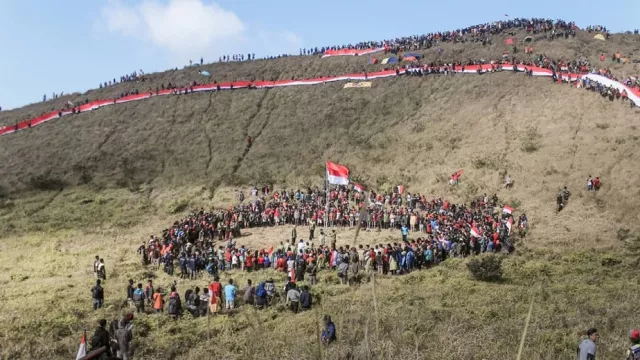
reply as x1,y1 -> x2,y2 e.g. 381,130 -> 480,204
1,28 -> 640,360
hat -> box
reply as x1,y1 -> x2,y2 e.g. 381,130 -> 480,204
631,329 -> 640,340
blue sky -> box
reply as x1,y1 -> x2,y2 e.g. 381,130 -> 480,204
0,0 -> 638,110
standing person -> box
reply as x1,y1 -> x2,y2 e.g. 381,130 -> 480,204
199,288 -> 210,317
286,283 -> 300,313
91,279 -> 104,310
132,283 -> 145,313
309,221 -> 316,241
331,229 -> 337,250
145,280 -> 154,306
291,225 -> 297,246
126,279 -> 135,307
321,315 -> 336,345
167,286 -> 182,319
208,277 -> 222,314
224,279 -> 237,310
115,317 -> 133,360
152,288 -> 164,313
243,279 -> 255,306
401,224 -> 409,243
89,319 -> 111,356
307,260 -> 318,285
577,328 -> 598,360
626,329 -> 640,359
300,285 -> 312,311
97,259 -> 106,280
93,256 -> 100,278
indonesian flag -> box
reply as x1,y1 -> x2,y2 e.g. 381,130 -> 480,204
76,330 -> 87,360
503,205 -> 514,215
506,217 -> 513,234
470,224 -> 481,238
397,185 -> 405,195
326,161 -> 349,185
353,183 -> 365,193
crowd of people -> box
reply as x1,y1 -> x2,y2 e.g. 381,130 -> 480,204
98,70 -> 146,90
299,18 -> 577,56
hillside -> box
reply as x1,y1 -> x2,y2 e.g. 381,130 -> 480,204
1,26 -> 640,360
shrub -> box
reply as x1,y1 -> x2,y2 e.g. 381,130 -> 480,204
167,198 -> 190,214
595,123 -> 609,130
467,254 -> 504,282
520,126 -> 542,153
27,175 -> 66,191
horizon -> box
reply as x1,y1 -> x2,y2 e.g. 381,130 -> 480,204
1,0 -> 639,110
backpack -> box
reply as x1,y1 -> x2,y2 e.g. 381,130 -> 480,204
133,288 -> 144,302
256,282 -> 267,297
168,294 -> 181,314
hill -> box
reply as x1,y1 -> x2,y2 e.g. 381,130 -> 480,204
1,25 -> 640,360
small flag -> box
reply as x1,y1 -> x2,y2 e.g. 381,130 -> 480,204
397,185 -> 405,195
503,205 -> 514,215
326,161 -> 350,185
506,217 -> 513,234
353,183 -> 365,193
470,225 -> 481,238
76,330 -> 87,360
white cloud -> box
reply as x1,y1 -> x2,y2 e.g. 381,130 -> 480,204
99,0 -> 245,56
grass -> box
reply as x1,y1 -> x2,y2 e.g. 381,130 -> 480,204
0,28 -> 640,359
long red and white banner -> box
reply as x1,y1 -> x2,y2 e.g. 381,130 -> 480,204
1,64 -> 638,137
321,47 -> 385,58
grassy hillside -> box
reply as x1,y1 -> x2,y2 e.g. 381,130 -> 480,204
1,28 -> 640,360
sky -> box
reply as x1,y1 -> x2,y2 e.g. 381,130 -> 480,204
0,0 -> 638,110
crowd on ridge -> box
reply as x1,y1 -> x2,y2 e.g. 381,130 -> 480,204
299,18 -> 577,55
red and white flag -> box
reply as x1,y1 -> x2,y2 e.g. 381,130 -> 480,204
353,183 -> 365,193
503,205 -> 514,215
76,330 -> 87,360
326,161 -> 349,185
506,217 -> 513,234
397,185 -> 405,195
470,224 -> 482,238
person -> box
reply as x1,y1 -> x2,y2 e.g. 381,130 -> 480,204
255,281 -> 267,308
309,221 -> 316,241
199,288 -> 210,317
90,319 -> 111,356
505,175 -> 513,189
167,286 -> 182,319
145,280 -> 154,305
286,282 -> 301,313
291,225 -> 297,246
114,316 -> 133,360
152,288 -> 164,313
93,255 -> 100,278
208,277 -> 222,314
126,279 -> 134,307
401,224 -> 409,243
243,279 -> 255,305
91,279 -> 104,310
224,279 -> 237,310
577,328 -> 598,360
186,287 -> 201,317
97,259 -> 106,280
627,329 -> 640,359
307,260 -> 318,285
300,285 -> 312,311
321,315 -> 336,345
331,229 -> 337,250
132,283 -> 145,313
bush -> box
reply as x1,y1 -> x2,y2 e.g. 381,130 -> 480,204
520,126 -> 542,153
467,254 -> 504,282
27,175 -> 66,191
167,198 -> 190,214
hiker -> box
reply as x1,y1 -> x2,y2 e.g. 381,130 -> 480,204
309,221 -> 316,241
321,315 -> 337,345
577,328 -> 598,360
199,288 -> 210,316
93,255 -> 100,278
627,329 -> 640,359
307,260 -> 318,285
243,279 -> 255,305
300,285 -> 312,311
208,277 -> 222,314
92,279 -> 104,310
126,279 -> 135,307
291,225 -> 297,245
114,316 -> 133,360
505,175 -> 513,188
401,224 -> 409,242
97,259 -> 106,280
145,280 -> 154,305
185,287 -> 201,317
255,281 -> 268,308
152,288 -> 164,313
133,283 -> 145,313
167,286 -> 182,319
224,279 -> 237,310
90,319 -> 111,356
286,282 -> 301,313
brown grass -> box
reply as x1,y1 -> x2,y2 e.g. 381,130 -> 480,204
0,28 -> 640,360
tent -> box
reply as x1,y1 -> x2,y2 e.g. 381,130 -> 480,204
523,36 -> 533,43
404,52 -> 422,59
381,57 -> 398,64
199,70 -> 211,76
504,38 -> 515,45
368,57 -> 378,65
403,56 -> 418,62
594,34 -> 606,41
